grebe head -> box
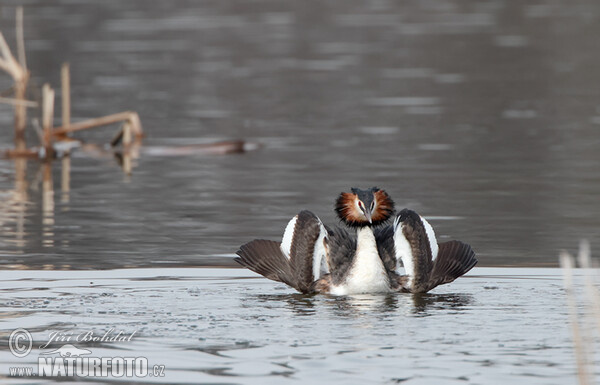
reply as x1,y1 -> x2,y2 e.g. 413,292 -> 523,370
335,187 -> 395,227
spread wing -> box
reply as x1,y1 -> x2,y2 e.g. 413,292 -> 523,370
392,210 -> 436,293
236,210 -> 329,294
427,240 -> 477,289
280,210 -> 329,292
388,209 -> 478,293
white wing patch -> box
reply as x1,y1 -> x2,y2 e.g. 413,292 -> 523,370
280,213 -> 329,281
393,223 -> 415,283
420,216 -> 438,261
280,215 -> 298,259
312,220 -> 329,280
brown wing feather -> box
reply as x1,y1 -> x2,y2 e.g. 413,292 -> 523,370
236,210 -> 326,294
426,240 -> 477,291
374,225 -> 397,272
235,240 -> 297,289
288,210 -> 325,293
325,226 -> 356,285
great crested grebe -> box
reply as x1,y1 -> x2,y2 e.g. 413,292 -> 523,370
235,187 -> 477,294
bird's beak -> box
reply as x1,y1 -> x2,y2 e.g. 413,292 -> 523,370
365,210 -> 373,224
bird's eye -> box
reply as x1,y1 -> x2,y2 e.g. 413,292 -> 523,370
370,201 -> 375,210
358,201 -> 364,209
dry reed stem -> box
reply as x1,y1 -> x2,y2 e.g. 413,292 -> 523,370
122,122 -> 132,174
560,251 -> 591,385
0,10 -> 30,147
560,241 -> 599,385
4,148 -> 38,158
0,96 -> 37,107
52,111 -> 143,138
42,83 -> 55,158
61,62 -> 70,129
16,7 -> 26,70
0,32 -> 18,75
577,240 -> 600,336
123,121 -> 132,146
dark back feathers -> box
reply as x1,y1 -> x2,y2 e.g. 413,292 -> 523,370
325,226 -> 356,285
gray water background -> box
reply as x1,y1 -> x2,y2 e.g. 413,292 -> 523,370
0,0 -> 599,269
0,2 -> 600,384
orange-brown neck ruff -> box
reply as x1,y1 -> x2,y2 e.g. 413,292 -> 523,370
371,189 -> 395,224
334,188 -> 395,227
335,192 -> 364,227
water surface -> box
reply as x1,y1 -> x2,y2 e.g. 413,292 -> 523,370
1,2 -> 600,383
0,0 -> 600,268
1,268 -> 598,384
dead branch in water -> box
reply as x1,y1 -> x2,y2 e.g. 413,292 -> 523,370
53,111 -> 143,139
61,63 -> 70,130
0,96 -> 37,107
2,10 -> 144,171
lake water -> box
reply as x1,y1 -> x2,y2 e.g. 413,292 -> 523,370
0,0 -> 599,383
1,267 -> 599,384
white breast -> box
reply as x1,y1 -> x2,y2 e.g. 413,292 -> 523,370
331,227 -> 390,295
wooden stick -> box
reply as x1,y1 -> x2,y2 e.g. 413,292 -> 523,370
16,7 -> 27,70
0,31 -> 29,148
53,111 -> 143,137
0,32 -> 17,69
0,96 -> 37,107
15,7 -> 29,141
61,62 -> 70,128
122,122 -> 132,175
14,79 -> 28,148
42,83 -> 55,158
123,121 -> 132,147
127,111 -> 143,137
5,148 -> 38,158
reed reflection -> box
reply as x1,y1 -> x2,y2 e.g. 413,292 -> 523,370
42,162 -> 54,248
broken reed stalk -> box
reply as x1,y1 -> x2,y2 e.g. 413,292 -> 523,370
2,9 -> 143,170
16,7 -> 27,70
122,121 -> 132,174
577,240 -> 600,335
53,111 -> 143,138
0,7 -> 30,150
0,96 -> 37,107
560,252 -> 591,385
42,84 -> 55,159
560,242 -> 597,385
61,63 -> 70,131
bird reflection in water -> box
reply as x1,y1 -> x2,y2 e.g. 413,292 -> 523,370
408,292 -> 473,316
250,291 -> 472,317
253,293 -> 319,316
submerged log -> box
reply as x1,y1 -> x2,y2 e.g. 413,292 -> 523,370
141,140 -> 258,156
